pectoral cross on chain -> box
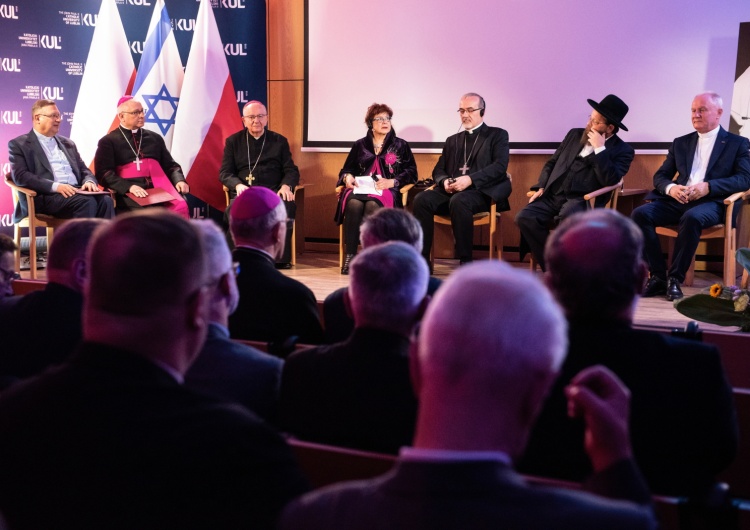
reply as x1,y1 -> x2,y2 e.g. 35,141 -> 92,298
135,157 -> 141,171
459,164 -> 470,175
245,172 -> 255,185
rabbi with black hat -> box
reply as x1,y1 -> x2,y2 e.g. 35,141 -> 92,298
516,94 -> 634,271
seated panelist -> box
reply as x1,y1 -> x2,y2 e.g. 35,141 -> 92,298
94,96 -> 189,218
335,103 -> 417,274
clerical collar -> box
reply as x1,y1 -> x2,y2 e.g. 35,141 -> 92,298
698,126 -> 720,140
248,129 -> 265,140
120,125 -> 140,133
464,122 -> 484,135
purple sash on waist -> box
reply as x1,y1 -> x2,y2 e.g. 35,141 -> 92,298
116,158 -> 189,218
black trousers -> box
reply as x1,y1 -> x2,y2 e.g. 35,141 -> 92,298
33,193 -> 114,219
631,199 -> 723,283
412,187 -> 491,263
515,194 -> 587,271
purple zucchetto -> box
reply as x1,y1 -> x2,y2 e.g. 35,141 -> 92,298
231,186 -> 281,220
118,95 -> 134,107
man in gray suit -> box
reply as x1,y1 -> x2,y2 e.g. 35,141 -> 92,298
280,262 -> 657,530
8,99 -> 113,222
186,220 -> 283,422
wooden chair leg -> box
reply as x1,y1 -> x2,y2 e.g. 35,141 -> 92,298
339,224 -> 344,269
29,226 -> 37,280
291,220 -> 296,266
13,224 -> 21,273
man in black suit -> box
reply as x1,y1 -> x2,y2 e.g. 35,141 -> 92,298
412,92 -> 511,265
220,100 -> 299,267
185,220 -> 283,422
633,91 -> 750,300
280,262 -> 657,529
0,210 -> 308,530
0,218 -> 107,380
521,209 -> 738,498
8,99 -> 114,222
229,186 -> 323,345
516,94 -> 634,271
278,241 -> 428,453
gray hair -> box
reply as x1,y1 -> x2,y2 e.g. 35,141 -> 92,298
360,208 -> 423,252
349,241 -> 429,328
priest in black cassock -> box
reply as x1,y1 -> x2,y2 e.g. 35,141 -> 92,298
94,96 -> 189,218
219,100 -> 299,268
412,92 -> 511,266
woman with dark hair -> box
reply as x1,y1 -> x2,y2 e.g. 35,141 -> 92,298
335,103 -> 417,274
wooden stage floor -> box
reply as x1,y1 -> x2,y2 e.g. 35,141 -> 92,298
281,251 -> 741,333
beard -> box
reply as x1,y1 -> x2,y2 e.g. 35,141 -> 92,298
579,125 -> 592,148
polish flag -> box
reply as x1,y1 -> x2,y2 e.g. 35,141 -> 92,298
172,0 -> 240,212
70,0 -> 136,169
132,0 -> 184,150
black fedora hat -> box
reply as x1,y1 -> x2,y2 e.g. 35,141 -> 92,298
587,94 -> 629,131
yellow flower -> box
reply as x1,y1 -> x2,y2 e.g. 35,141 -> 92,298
735,294 -> 749,313
709,284 -> 722,298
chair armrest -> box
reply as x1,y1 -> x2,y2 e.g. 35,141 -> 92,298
583,179 -> 624,201
4,176 -> 37,198
723,190 -> 746,205
400,183 -> 414,193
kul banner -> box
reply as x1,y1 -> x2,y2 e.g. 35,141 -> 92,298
0,0 -> 266,233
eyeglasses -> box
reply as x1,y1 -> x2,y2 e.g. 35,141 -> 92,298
243,114 -> 267,121
36,113 -> 61,120
372,116 -> 392,123
121,109 -> 145,116
0,265 -> 20,283
232,262 -> 240,277
587,115 -> 608,127
457,108 -> 483,115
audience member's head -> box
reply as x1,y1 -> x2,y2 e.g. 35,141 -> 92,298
230,186 -> 286,258
0,235 -> 18,298
347,242 -> 429,336
46,218 -> 109,293
412,261 -> 567,458
360,208 -> 423,252
83,210 -> 210,374
193,220 -> 240,324
545,209 -> 647,324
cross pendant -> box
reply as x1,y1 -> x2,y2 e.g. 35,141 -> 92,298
135,157 -> 141,171
245,172 -> 255,184
459,164 -> 470,175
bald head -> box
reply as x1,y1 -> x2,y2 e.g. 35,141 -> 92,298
413,261 -> 567,454
545,209 -> 646,323
46,218 -> 109,292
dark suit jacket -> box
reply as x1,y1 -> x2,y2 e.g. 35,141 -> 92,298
520,321 -> 738,497
533,128 -> 634,201
0,342 -> 308,530
432,123 -> 512,209
8,130 -> 97,222
185,322 -> 283,422
0,282 -> 82,379
229,247 -> 323,345
277,327 -> 417,454
322,276 -> 442,344
219,128 -> 299,195
279,458 -> 657,530
646,127 -> 750,218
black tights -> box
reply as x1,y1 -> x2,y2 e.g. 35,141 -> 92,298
343,198 -> 380,254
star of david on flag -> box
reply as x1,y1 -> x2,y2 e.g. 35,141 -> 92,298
143,85 -> 180,136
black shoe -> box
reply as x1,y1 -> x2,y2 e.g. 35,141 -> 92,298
341,253 -> 355,275
275,262 -> 292,270
666,277 -> 684,301
642,276 -> 667,297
